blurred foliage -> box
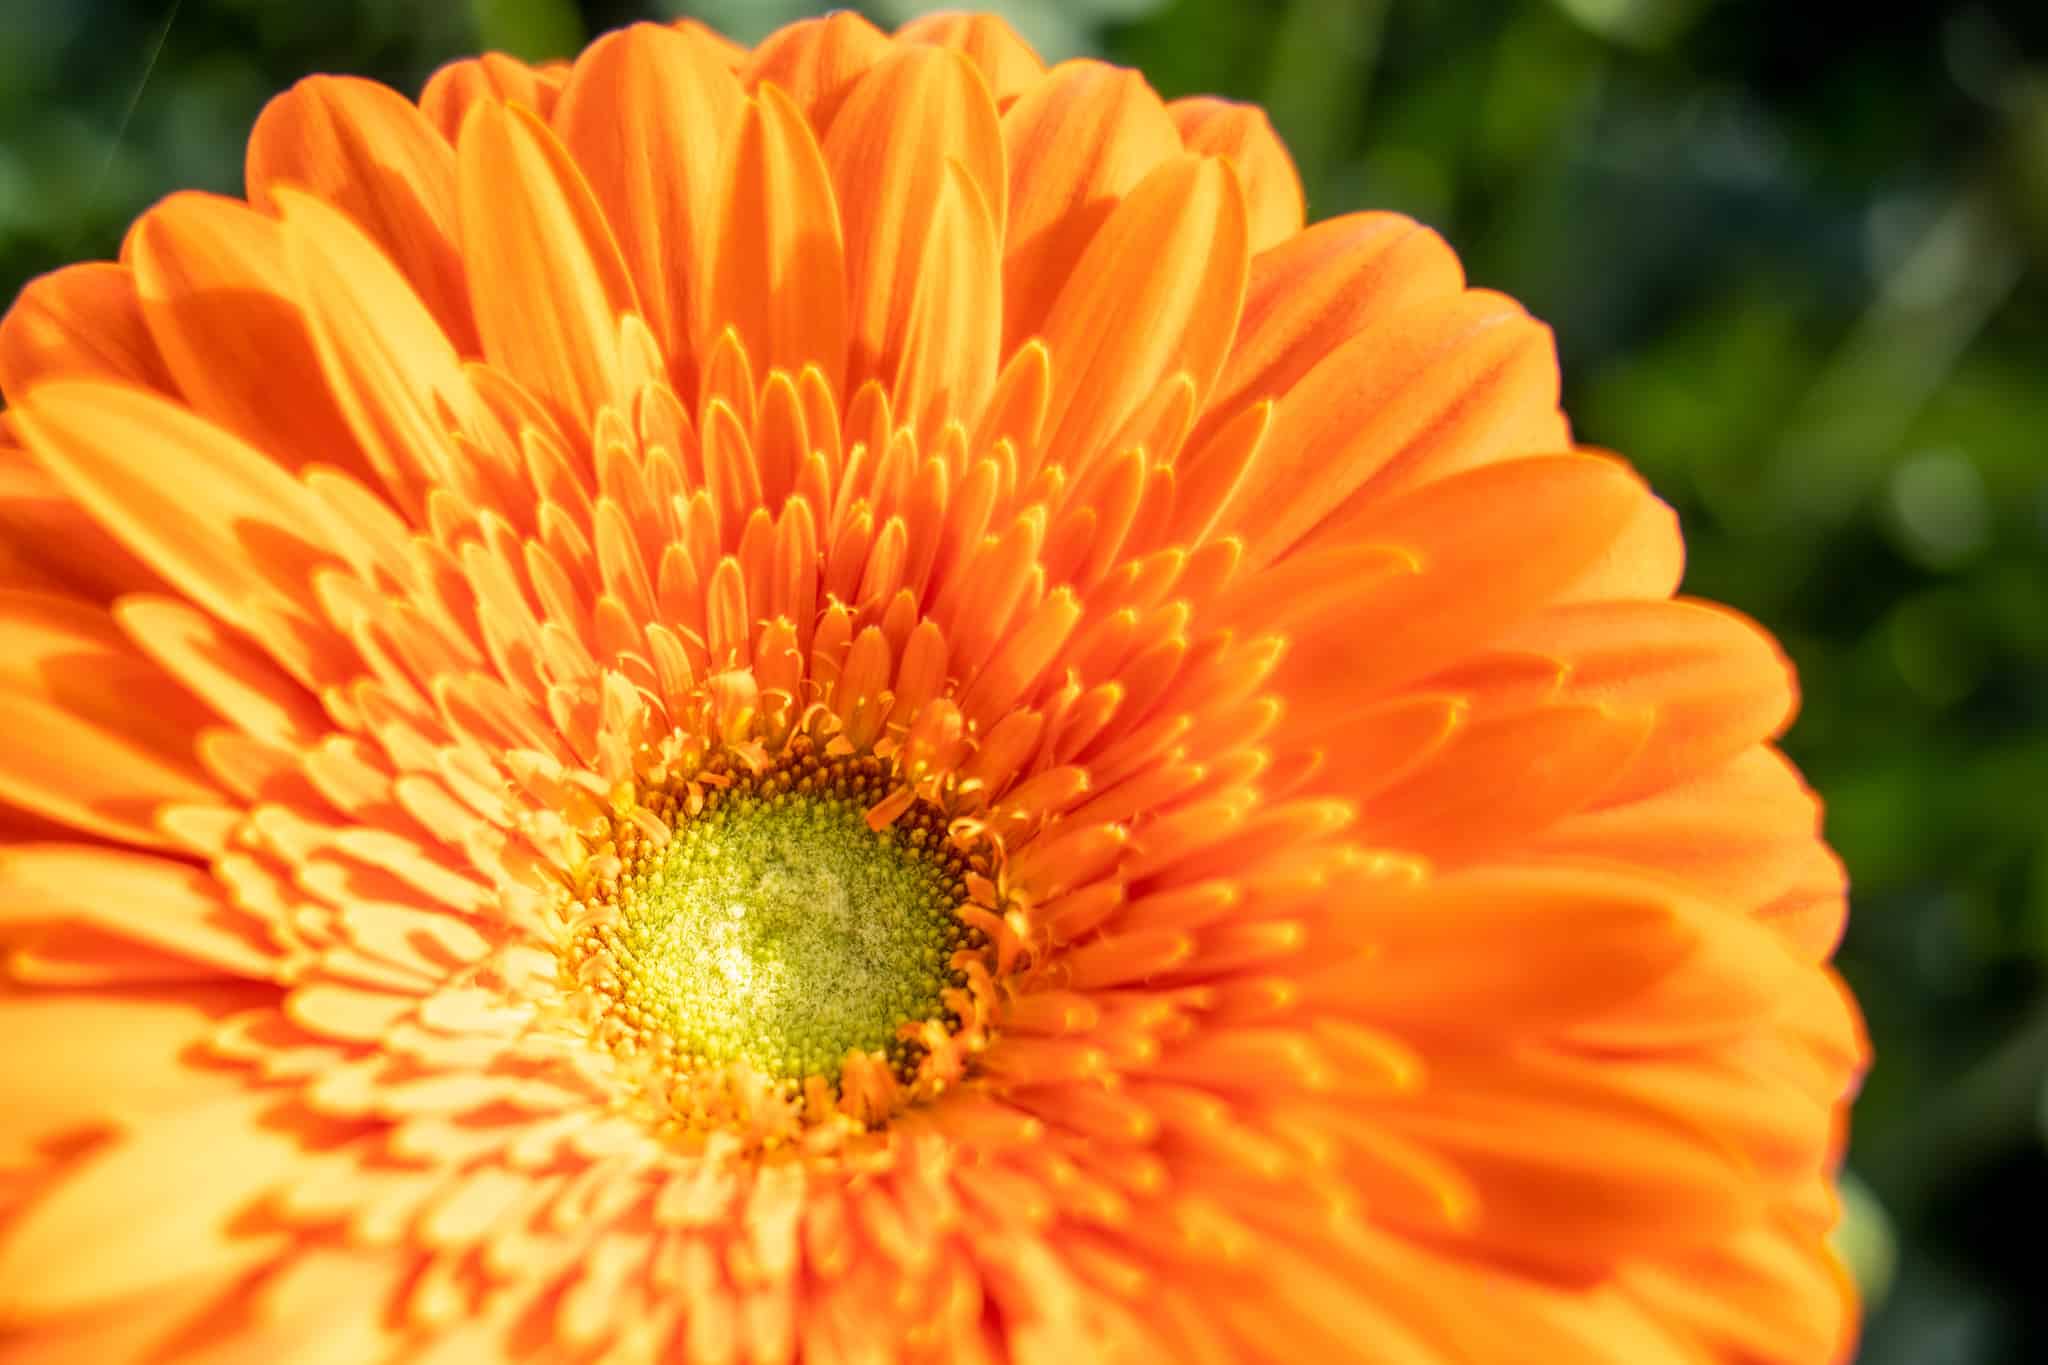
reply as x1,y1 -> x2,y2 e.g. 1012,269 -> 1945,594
2,0 -> 2046,1359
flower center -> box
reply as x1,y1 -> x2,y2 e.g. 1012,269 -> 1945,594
567,748 -> 981,1097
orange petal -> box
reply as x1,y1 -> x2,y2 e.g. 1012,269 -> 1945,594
0,262 -> 174,398
957,585 -> 1082,723
670,18 -> 747,70
1213,288 -> 1566,569
277,187 -> 522,528
1247,454 -> 1657,704
419,52 -> 567,141
1506,598 -> 1797,801
1622,1214 -> 1855,1365
553,23 -> 746,384
1188,212 -> 1461,458
898,11 -> 1047,107
1374,1045 -> 1756,1269
456,101 -> 640,436
1168,96 -> 1304,252
8,381 -> 341,679
1036,156 -> 1247,482
0,590 -> 223,848
1338,1226 -> 1706,1365
0,1093 -> 303,1320
824,46 -> 1005,408
1359,701 -> 1653,863
890,162 -> 1001,449
1001,60 -> 1182,352
1539,746 -> 1841,939
742,11 -> 892,130
699,85 -> 849,398
113,594 -> 328,748
1554,460 -> 1685,603
0,983 -> 269,1169
127,192 -> 368,479
245,74 -> 475,352
0,843 -> 280,979
0,441 -> 160,603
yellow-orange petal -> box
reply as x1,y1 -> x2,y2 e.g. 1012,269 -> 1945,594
275,189 -> 496,521
0,983 -> 269,1169
0,439 -> 161,603
113,594 -> 328,748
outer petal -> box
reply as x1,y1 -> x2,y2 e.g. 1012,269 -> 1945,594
276,189 -> 493,520
1374,1044 -> 1759,1270
0,843 -> 281,980
1228,455 -> 1658,722
0,436 -> 161,602
1001,60 -> 1182,352
698,85 -> 849,399
1169,96 -> 1305,252
419,52 -> 567,141
1622,1211 -> 1857,1364
891,163 -> 1002,450
824,46 -> 1006,408
0,262 -> 174,398
127,193 -> 369,480
1191,212 -> 1463,457
1502,598 -> 1798,801
1035,157 -> 1247,483
246,74 -> 476,353
8,381 -> 344,687
553,23 -> 746,383
0,1093 -> 315,1321
1538,746 -> 1848,959
742,11 -> 893,130
0,984 -> 270,1171
898,11 -> 1048,107
1210,287 -> 1569,569
456,101 -> 640,436
0,590 -> 223,848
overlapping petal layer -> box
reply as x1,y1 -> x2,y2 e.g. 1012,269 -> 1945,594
0,13 -> 1861,1364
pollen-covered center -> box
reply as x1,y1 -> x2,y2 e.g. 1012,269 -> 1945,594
568,748 -> 980,1091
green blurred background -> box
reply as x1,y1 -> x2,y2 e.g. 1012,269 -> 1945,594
2,0 -> 2044,1358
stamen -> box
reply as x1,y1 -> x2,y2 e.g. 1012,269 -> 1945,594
562,737 -> 995,1136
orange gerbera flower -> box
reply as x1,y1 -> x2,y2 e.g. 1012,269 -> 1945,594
0,12 -> 1864,1364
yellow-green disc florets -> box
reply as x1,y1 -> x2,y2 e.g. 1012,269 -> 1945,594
569,748 -> 979,1089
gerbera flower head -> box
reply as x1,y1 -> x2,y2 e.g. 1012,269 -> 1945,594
0,11 -> 1865,1363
